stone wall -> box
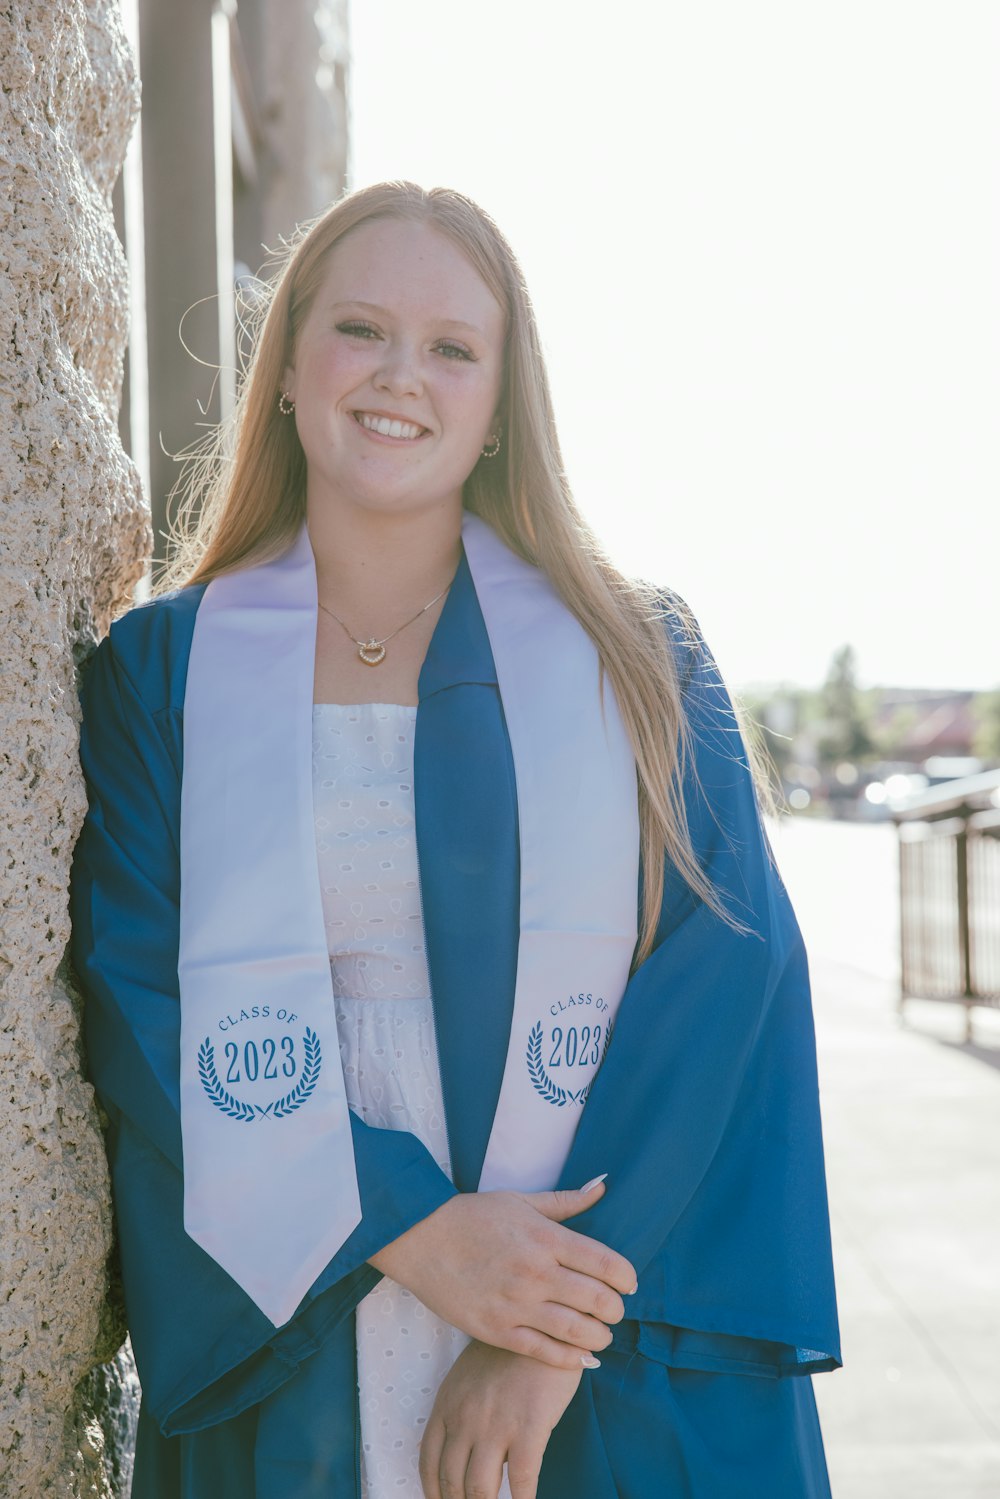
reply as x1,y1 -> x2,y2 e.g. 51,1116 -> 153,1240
0,2 -> 149,1494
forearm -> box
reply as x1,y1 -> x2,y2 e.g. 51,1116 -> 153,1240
358,1182 -> 634,1370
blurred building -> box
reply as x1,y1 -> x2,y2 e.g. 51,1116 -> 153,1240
114,0 -> 350,563
872,688 -> 978,761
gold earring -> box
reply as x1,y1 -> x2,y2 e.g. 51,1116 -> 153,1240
278,391 -> 295,415
481,431 -> 501,459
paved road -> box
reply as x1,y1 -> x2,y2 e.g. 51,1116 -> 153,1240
768,817 -> 1000,1498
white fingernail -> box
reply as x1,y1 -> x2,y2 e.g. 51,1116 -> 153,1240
627,1281 -> 639,1295
581,1354 -> 601,1369
579,1173 -> 608,1193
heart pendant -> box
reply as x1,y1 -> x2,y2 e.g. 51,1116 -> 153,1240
358,639 -> 386,666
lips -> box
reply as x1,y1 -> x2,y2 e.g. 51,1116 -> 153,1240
353,411 -> 428,441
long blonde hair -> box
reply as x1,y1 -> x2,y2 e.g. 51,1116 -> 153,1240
159,180 -> 773,967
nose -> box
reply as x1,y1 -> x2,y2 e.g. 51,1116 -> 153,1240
373,339 -> 424,399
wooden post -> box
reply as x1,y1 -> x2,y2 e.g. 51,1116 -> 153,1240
956,819 -> 974,1043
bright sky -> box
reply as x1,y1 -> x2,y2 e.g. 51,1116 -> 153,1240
347,0 -> 998,692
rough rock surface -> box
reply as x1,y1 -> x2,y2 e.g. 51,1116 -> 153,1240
0,2 -> 149,1494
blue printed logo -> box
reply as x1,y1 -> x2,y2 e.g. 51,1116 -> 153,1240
526,1019 -> 613,1108
198,1026 -> 322,1123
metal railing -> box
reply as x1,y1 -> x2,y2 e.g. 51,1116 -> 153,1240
892,770 -> 1000,1041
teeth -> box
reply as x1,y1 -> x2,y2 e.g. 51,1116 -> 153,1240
357,412 -> 424,440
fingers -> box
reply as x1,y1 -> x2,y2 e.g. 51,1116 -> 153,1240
553,1231 -> 637,1298
439,1438 -> 474,1499
505,1325 -> 605,1371
530,1300 -> 614,1353
423,1432 -> 544,1499
518,1184 -> 638,1297
507,1440 -> 547,1499
421,1426 -> 507,1499
551,1267 -> 627,1328
523,1176 -> 607,1224
462,1446 -> 505,1499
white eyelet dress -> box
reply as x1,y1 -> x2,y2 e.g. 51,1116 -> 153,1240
312,702 -> 513,1499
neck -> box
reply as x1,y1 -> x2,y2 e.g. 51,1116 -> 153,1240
306,498 -> 464,618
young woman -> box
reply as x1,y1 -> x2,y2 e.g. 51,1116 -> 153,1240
70,181 -> 841,1499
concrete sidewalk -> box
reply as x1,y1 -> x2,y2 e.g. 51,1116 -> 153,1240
769,818 -> 1000,1498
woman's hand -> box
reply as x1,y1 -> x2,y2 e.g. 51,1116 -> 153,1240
419,1341 -> 583,1499
367,1179 -> 636,1369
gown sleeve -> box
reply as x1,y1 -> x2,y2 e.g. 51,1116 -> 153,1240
557,601 -> 842,1378
69,624 -> 459,1438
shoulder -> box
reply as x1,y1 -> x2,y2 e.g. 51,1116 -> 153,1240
87,584 -> 208,715
641,581 -> 720,700
642,582 -> 750,772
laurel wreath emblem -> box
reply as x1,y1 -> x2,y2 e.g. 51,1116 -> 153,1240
526,1020 -> 614,1108
198,1027 -> 322,1123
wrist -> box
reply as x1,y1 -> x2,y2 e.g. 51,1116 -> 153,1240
471,1339 -> 587,1382
366,1192 -> 459,1276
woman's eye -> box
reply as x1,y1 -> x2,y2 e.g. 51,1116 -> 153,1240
436,342 -> 474,362
334,323 -> 472,361
336,321 -> 380,340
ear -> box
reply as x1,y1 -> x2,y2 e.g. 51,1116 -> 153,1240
282,363 -> 296,399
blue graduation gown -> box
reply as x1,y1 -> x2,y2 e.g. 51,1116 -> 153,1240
70,537 -> 841,1497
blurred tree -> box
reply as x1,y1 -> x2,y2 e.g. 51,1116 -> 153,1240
741,687 -> 805,786
733,692 -> 790,809
817,644 -> 874,763
743,695 -> 791,779
972,689 -> 1000,761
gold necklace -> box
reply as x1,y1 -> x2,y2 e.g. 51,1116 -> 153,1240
317,577 -> 455,666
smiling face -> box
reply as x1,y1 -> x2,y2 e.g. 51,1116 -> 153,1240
282,216 -> 506,526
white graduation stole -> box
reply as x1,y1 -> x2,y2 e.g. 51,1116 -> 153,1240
178,514 -> 639,1327
461,514 -> 640,1192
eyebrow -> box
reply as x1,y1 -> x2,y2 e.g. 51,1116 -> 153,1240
330,300 -> 488,340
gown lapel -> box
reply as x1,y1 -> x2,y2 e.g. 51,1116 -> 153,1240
414,541 -> 520,1192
